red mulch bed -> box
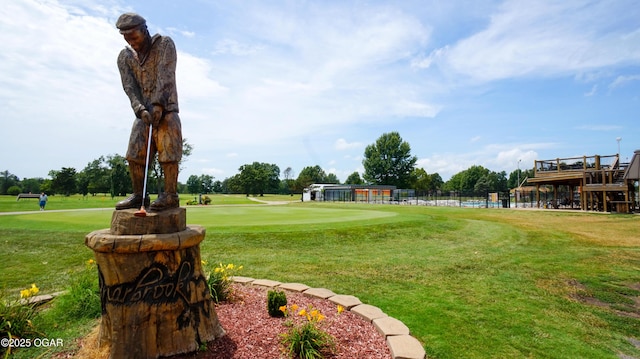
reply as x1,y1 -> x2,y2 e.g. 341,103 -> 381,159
169,284 -> 392,358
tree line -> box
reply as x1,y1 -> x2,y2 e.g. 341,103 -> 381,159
0,132 -> 532,197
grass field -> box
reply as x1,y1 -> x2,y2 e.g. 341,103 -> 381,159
0,195 -> 639,358
1,193 -> 260,212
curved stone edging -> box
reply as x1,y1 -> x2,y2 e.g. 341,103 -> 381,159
232,276 -> 426,359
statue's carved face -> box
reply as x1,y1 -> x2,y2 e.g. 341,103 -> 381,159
123,29 -> 147,53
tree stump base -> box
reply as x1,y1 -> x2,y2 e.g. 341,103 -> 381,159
110,207 -> 187,235
85,209 -> 225,359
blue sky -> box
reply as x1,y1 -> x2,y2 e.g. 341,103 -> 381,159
1,0 -> 638,183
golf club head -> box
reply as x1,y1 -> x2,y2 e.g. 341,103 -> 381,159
134,206 -> 147,217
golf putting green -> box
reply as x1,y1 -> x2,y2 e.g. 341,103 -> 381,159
0,205 -> 397,232
186,205 -> 397,227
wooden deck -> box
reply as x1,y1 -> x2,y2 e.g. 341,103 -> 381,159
525,153 -> 637,212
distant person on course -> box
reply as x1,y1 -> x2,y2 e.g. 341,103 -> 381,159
114,12 -> 183,212
39,192 -> 48,211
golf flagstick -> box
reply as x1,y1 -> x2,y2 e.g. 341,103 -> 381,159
135,124 -> 153,217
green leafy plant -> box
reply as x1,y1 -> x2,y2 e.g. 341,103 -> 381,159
205,262 -> 242,303
1,285 -> 41,357
52,259 -> 101,321
279,304 -> 336,359
267,290 -> 287,317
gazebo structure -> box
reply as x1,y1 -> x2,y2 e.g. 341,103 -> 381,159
526,150 -> 640,213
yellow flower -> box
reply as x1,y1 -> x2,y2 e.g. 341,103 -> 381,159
298,309 -> 307,317
20,284 -> 39,298
20,289 -> 30,298
279,305 -> 288,314
337,305 -> 345,314
226,263 -> 234,270
291,304 -> 299,312
86,259 -> 95,265
201,260 -> 207,265
214,267 -> 223,273
316,313 -> 326,322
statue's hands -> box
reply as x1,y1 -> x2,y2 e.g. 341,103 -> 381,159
151,105 -> 163,127
141,110 -> 152,126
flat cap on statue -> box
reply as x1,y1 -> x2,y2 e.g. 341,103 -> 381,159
116,13 -> 146,33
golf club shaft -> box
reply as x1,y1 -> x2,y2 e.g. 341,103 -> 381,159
141,124 -> 153,205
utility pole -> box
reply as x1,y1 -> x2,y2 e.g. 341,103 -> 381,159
516,159 -> 521,208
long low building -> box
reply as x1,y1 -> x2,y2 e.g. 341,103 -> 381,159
303,184 -> 397,202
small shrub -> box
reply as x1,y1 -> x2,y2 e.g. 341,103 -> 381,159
205,262 -> 242,303
267,290 -> 287,317
202,195 -> 212,205
7,186 -> 22,196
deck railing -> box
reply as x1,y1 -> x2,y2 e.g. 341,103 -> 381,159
534,154 -> 619,176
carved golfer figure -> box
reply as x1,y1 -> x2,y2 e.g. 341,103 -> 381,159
115,13 -> 182,212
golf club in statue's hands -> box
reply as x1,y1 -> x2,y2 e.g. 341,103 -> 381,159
135,123 -> 153,217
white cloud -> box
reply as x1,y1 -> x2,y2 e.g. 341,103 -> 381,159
433,1 -> 640,82
213,39 -> 263,56
418,143 -> 550,179
335,138 -> 363,151
177,53 -> 228,99
609,75 -> 640,91
584,85 -> 598,97
493,148 -> 539,171
167,27 -> 195,38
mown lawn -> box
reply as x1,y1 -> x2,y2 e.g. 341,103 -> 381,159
0,193 -> 260,212
0,197 -> 638,358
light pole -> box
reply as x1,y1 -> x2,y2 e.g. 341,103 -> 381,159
516,159 -> 521,208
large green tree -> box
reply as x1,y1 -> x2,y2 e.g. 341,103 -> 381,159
325,173 -> 340,184
428,173 -> 444,191
295,165 -> 328,192
410,168 -> 431,191
237,162 -> 280,196
508,167 -> 535,188
49,167 -> 77,196
199,174 -> 214,193
0,170 -> 19,195
222,174 -> 241,194
212,180 -> 223,193
21,177 -> 44,194
108,154 -> 130,197
186,175 -> 201,194
344,171 -> 364,185
282,167 -> 294,194
78,156 -> 111,196
444,166 -> 508,193
362,132 -> 417,188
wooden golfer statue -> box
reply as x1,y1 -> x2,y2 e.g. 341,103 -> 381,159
115,13 -> 182,212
